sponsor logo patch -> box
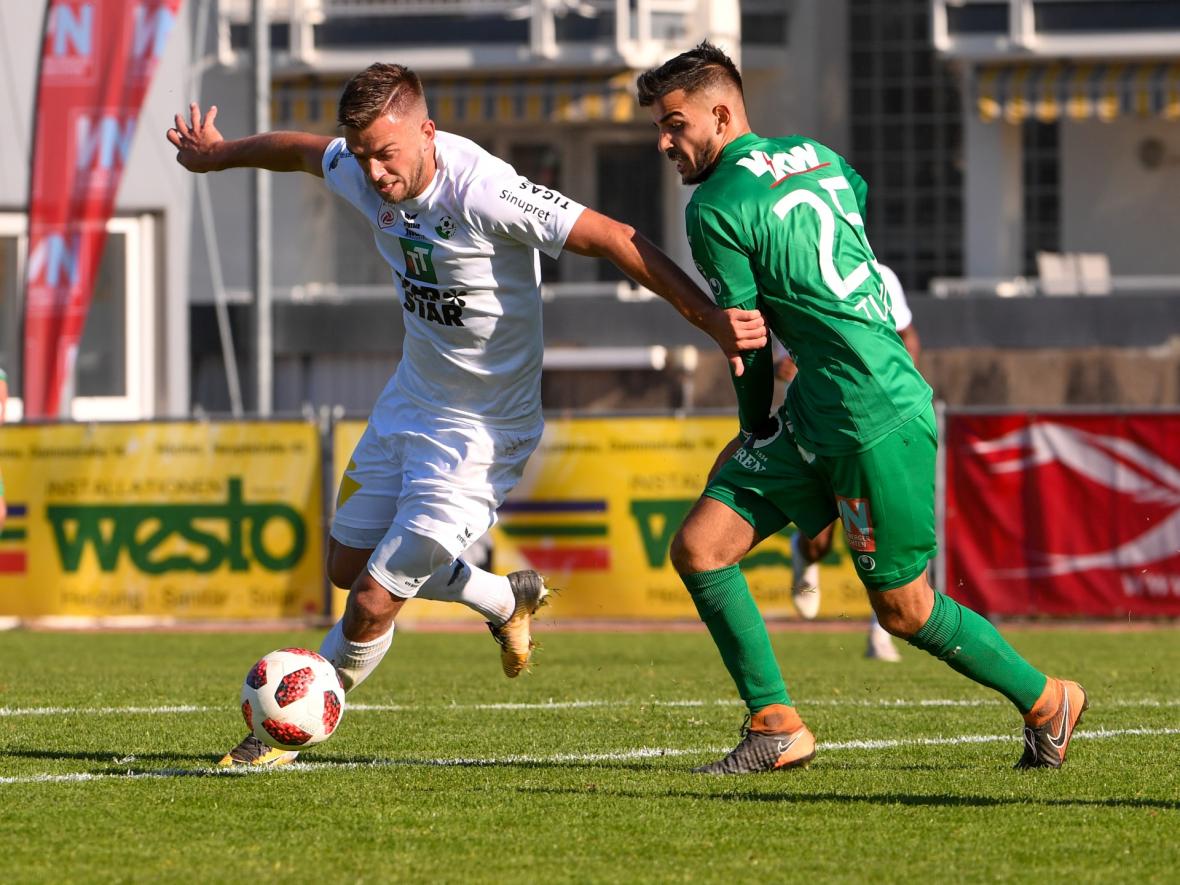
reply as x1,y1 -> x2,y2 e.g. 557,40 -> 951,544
398,238 -> 437,283
837,496 -> 876,552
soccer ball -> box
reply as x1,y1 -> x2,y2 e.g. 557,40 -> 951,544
239,648 -> 345,750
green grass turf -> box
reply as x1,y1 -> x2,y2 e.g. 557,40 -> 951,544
1,625 -> 1177,883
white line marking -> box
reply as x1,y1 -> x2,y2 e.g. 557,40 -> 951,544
2,697 -> 1179,717
0,704 -> 213,717
1,727 -> 1177,786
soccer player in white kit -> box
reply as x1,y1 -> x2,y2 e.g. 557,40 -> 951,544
168,63 -> 767,766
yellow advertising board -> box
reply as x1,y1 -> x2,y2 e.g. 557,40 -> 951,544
0,422 -> 323,620
332,418 -> 871,623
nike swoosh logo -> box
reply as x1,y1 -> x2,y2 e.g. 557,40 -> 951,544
447,561 -> 465,586
1047,693 -> 1071,751
776,735 -> 799,754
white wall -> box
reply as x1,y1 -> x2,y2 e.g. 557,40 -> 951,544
1061,117 -> 1180,275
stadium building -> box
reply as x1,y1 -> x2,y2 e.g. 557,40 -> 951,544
0,0 -> 1177,421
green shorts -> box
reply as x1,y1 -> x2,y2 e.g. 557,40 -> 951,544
704,403 -> 937,590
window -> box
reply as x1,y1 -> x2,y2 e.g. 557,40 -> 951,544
0,213 -> 157,421
1022,121 -> 1061,274
594,143 -> 663,282
849,0 -> 964,290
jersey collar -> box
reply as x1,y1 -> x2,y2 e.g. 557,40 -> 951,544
719,132 -> 761,163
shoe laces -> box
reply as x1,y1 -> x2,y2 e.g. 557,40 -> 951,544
231,735 -> 267,763
737,713 -> 753,740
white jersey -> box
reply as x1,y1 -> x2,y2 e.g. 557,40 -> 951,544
877,264 -> 912,332
322,132 -> 586,429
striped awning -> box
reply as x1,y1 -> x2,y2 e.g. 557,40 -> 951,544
975,62 -> 1180,123
273,72 -> 639,131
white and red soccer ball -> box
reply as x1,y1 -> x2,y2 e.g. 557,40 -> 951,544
239,648 -> 345,750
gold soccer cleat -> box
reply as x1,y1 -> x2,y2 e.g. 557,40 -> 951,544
487,570 -> 549,678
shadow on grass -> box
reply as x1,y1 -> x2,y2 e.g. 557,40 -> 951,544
511,784 -> 1180,812
7,752 -> 1177,813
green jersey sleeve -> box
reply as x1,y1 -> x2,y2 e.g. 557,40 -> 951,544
685,200 -> 774,436
685,201 -> 760,309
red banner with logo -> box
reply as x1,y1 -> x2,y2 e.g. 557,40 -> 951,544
22,0 -> 180,418
946,412 -> 1180,618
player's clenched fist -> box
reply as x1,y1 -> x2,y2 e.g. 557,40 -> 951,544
166,102 -> 223,173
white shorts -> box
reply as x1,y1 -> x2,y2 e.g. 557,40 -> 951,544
331,394 -> 542,561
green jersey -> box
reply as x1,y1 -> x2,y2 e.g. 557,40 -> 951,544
686,132 -> 932,455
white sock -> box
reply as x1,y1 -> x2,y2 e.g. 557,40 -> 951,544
318,619 -> 395,692
416,559 -> 514,624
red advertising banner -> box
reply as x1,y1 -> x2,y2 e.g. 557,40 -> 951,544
23,0 -> 180,418
946,412 -> 1180,618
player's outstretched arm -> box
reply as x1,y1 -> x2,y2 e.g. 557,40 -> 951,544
166,102 -> 332,177
563,209 -> 766,376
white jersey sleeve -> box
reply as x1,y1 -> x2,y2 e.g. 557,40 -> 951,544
461,170 -> 585,259
322,137 -> 370,209
878,264 -> 913,331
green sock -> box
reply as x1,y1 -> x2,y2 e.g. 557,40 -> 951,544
683,565 -> 791,712
907,591 -> 1048,712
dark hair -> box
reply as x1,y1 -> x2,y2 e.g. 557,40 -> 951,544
636,41 -> 743,107
337,63 -> 427,130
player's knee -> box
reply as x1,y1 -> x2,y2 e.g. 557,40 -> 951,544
368,530 -> 452,598
870,577 -> 933,638
670,526 -> 723,575
874,607 -> 921,638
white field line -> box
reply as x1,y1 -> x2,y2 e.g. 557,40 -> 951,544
1,726 -> 1177,786
3,697 -> 1180,718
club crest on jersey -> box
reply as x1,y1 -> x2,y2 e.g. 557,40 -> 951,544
378,203 -> 397,229
435,215 -> 457,239
837,496 -> 876,552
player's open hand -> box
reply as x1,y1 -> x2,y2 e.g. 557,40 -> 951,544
711,307 -> 767,377
167,103 -> 224,173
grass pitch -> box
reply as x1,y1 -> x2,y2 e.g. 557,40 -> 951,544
1,624 -> 1177,883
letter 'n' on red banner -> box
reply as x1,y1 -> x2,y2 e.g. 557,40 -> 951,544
23,0 -> 181,418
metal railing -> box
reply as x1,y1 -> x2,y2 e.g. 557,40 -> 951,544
928,274 -> 1180,298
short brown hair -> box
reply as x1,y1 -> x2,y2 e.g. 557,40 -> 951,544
636,41 -> 743,107
337,63 -> 427,130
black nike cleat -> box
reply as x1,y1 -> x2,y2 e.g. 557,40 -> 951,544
1015,678 -> 1089,769
695,704 -> 816,774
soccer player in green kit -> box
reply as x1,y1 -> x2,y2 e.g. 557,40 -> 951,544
637,43 -> 1087,773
